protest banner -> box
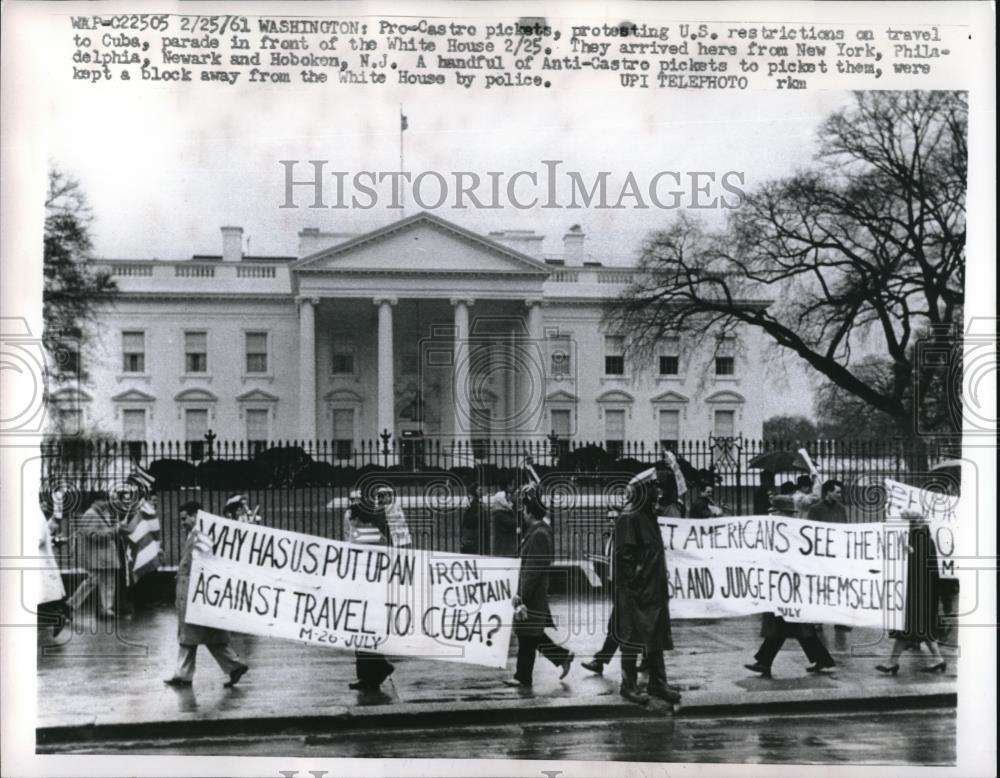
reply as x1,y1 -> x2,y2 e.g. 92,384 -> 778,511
184,512 -> 519,668
659,516 -> 908,630
884,478 -> 958,578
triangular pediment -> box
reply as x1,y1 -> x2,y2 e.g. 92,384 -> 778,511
546,390 -> 579,404
236,389 -> 279,403
293,212 -> 551,276
111,389 -> 154,403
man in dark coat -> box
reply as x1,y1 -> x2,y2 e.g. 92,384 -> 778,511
164,501 -> 249,688
460,482 -> 483,554
613,473 -> 681,704
753,471 -> 776,515
486,481 -> 518,557
502,491 -> 573,687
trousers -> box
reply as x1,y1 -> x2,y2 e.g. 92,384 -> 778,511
174,643 -> 243,681
755,635 -> 833,668
67,569 -> 117,615
356,650 -> 394,686
514,631 -> 572,684
621,645 -> 667,691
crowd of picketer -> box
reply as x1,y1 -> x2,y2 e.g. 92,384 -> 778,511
36,458 -> 948,705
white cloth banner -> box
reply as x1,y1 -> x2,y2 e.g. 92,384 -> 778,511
659,516 -> 908,630
884,478 -> 958,578
185,513 -> 519,668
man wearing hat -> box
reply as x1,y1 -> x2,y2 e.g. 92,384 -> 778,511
613,468 -> 681,705
165,500 -> 249,687
502,489 -> 573,687
68,491 -> 131,619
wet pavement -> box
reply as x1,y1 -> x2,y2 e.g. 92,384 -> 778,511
37,595 -> 957,758
54,709 -> 956,764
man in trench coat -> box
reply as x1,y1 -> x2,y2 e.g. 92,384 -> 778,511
68,496 -> 128,618
164,501 -> 249,687
613,472 -> 681,705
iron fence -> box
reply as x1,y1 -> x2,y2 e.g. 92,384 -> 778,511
39,435 -> 955,571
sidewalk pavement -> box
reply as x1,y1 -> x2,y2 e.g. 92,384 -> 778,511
36,596 -> 957,746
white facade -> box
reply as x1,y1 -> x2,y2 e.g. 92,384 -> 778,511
57,213 -> 767,453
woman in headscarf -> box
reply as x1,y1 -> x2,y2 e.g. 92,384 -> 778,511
877,511 -> 947,675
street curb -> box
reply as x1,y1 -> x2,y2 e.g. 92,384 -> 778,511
36,696 -> 660,747
36,687 -> 956,748
673,686 -> 957,717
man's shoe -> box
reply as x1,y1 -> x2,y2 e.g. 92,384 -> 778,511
805,661 -> 836,673
744,662 -> 773,679
224,664 -> 249,688
559,653 -> 574,680
348,679 -> 379,691
620,684 -> 650,705
648,685 -> 682,704
501,677 -> 531,688
580,659 -> 604,675
163,677 -> 192,687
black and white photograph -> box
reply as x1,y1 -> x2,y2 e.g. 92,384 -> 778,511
0,2 -> 995,777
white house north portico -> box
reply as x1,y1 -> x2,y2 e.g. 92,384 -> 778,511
291,214 -> 551,446
68,212 -> 767,454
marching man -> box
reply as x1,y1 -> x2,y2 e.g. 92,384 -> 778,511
164,501 -> 249,688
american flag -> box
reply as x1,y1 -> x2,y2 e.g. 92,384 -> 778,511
124,500 -> 162,583
123,466 -> 161,583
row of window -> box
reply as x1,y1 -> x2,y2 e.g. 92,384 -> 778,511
116,332 -> 737,380
552,335 -> 736,378
122,331 -> 269,375
550,407 -> 737,452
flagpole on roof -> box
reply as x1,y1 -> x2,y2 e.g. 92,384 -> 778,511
399,105 -> 407,219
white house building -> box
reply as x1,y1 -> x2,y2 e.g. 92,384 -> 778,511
55,212 -> 768,458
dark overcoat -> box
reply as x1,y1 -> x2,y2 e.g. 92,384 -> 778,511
176,530 -> 231,646
460,493 -> 482,554
514,520 -> 555,637
891,524 -> 941,643
613,505 -> 674,651
491,506 -> 518,558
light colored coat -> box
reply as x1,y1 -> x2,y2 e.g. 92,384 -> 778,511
72,500 -> 122,571
175,530 -> 231,645
38,513 -> 65,605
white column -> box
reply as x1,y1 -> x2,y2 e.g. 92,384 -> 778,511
298,297 -> 318,440
504,327 -> 518,438
523,298 -> 545,439
374,297 -> 397,442
450,298 -> 473,449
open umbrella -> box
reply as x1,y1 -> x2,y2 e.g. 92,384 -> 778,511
748,450 -> 812,472
927,459 -> 963,494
